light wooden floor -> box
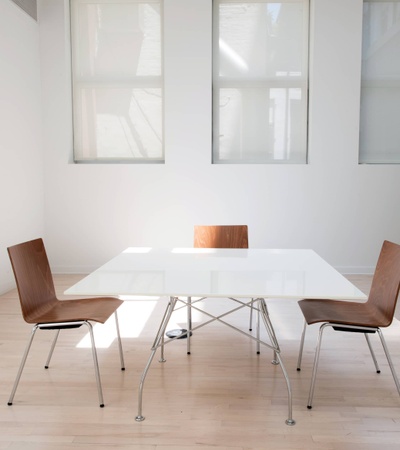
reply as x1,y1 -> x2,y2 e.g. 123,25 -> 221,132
1,274 -> 400,450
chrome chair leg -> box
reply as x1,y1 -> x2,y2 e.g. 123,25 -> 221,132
249,298 -> 254,331
364,333 -> 380,373
256,299 -> 261,354
114,311 -> 125,370
187,296 -> 192,355
44,329 -> 60,369
297,320 -> 307,371
85,321 -> 104,407
8,325 -> 39,406
377,328 -> 400,395
307,323 -> 328,409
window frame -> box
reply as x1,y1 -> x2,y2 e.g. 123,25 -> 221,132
69,0 -> 165,164
359,0 -> 400,164
212,0 -> 310,164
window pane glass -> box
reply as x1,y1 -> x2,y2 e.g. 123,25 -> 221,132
218,86 -> 307,162
213,1 -> 309,164
70,0 -> 163,163
74,87 -> 162,160
359,1 -> 400,164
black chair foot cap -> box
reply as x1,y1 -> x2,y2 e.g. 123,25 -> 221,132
249,328 -> 252,331
7,402 -> 12,406
377,370 -> 381,374
44,366 -> 49,369
100,404 -> 105,408
257,351 -> 260,355
187,352 -> 191,355
307,405 -> 312,409
121,368 -> 125,371
297,368 -> 301,371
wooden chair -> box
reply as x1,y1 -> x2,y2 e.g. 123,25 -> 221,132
194,225 -> 249,249
7,238 -> 125,407
297,240 -> 400,409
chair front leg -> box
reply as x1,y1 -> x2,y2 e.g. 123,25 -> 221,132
187,296 -> 192,355
364,333 -> 380,373
8,325 -> 39,405
249,298 -> 254,331
256,299 -> 261,354
297,320 -> 307,371
44,329 -> 60,369
377,328 -> 400,395
114,311 -> 125,370
307,323 -> 329,409
84,321 -> 104,407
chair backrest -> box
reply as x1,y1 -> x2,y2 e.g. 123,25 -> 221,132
194,225 -> 248,249
7,238 -> 57,323
367,240 -> 400,327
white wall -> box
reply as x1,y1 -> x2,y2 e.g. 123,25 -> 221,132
38,0 -> 400,275
0,0 -> 44,293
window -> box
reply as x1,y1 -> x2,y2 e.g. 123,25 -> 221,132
70,0 -> 163,163
212,0 -> 309,164
359,0 -> 400,164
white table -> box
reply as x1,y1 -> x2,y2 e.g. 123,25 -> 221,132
65,247 -> 366,425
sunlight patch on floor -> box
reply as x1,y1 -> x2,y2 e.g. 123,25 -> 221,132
76,298 -> 158,348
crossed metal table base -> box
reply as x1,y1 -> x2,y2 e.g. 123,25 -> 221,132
135,296 -> 295,426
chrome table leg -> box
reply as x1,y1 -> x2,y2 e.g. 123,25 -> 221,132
259,299 -> 295,425
136,297 -> 178,422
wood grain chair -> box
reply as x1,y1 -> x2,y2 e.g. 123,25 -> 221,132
7,238 -> 125,407
297,240 -> 400,409
193,225 -> 249,249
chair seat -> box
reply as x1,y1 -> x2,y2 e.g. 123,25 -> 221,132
298,298 -> 390,328
25,297 -> 124,325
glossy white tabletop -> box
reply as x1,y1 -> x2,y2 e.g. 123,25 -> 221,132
65,247 -> 366,301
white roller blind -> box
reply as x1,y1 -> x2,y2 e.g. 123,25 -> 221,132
359,0 -> 400,164
213,0 -> 309,164
70,0 -> 163,163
